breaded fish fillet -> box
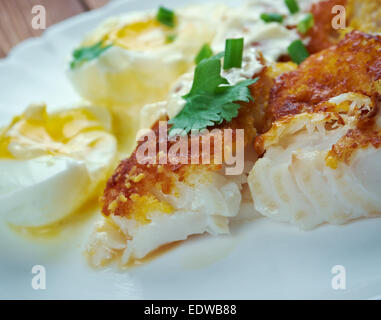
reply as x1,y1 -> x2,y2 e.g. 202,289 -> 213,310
89,124 -> 248,265
86,55 -> 282,266
306,0 -> 347,54
249,31 -> 381,230
269,31 -> 381,121
345,0 -> 381,35
305,0 -> 381,54
250,93 -> 381,229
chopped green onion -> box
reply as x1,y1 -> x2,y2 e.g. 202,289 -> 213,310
297,13 -> 314,34
288,39 -> 309,64
166,34 -> 177,43
285,0 -> 299,14
260,13 -> 284,23
156,6 -> 175,28
195,43 -> 213,64
223,38 -> 244,70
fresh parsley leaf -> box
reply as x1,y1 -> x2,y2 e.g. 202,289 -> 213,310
195,43 -> 213,64
70,41 -> 111,69
168,53 -> 258,135
185,52 -> 226,97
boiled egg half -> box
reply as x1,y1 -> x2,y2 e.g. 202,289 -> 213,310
0,104 -> 117,227
68,6 -> 217,107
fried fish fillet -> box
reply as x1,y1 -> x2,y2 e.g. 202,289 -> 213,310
345,0 -> 381,35
250,93 -> 381,229
306,0 -> 347,54
305,0 -> 381,54
249,31 -> 381,230
89,122 -> 247,265
86,56 -> 285,266
269,31 -> 381,121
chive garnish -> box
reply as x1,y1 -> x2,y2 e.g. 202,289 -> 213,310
285,0 -> 300,14
156,6 -> 175,28
287,39 -> 309,64
297,13 -> 314,34
223,38 -> 244,70
260,13 -> 284,23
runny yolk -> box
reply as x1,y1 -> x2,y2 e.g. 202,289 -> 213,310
106,19 -> 171,50
0,105 -> 104,159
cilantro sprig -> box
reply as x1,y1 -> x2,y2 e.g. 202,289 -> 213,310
168,52 -> 258,135
195,43 -> 213,64
70,41 -> 111,69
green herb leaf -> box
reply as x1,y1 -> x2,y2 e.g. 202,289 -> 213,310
260,13 -> 284,23
157,6 -> 175,28
288,39 -> 309,64
223,38 -> 244,70
168,53 -> 258,135
186,52 -> 226,97
70,41 -> 111,69
285,0 -> 300,14
297,13 -> 314,34
195,43 -> 213,64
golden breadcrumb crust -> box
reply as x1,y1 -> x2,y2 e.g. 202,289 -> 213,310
344,0 -> 381,35
101,64 -> 281,220
306,0 -> 347,54
327,108 -> 381,168
258,31 -> 381,167
269,31 -> 381,121
304,0 -> 381,54
101,119 -> 222,220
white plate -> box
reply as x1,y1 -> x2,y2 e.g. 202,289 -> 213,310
1,0 -> 381,300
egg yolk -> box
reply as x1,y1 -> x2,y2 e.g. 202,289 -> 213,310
0,105 -> 105,159
106,19 -> 172,50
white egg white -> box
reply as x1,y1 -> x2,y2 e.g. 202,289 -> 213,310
0,104 -> 117,227
68,5 -> 219,107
